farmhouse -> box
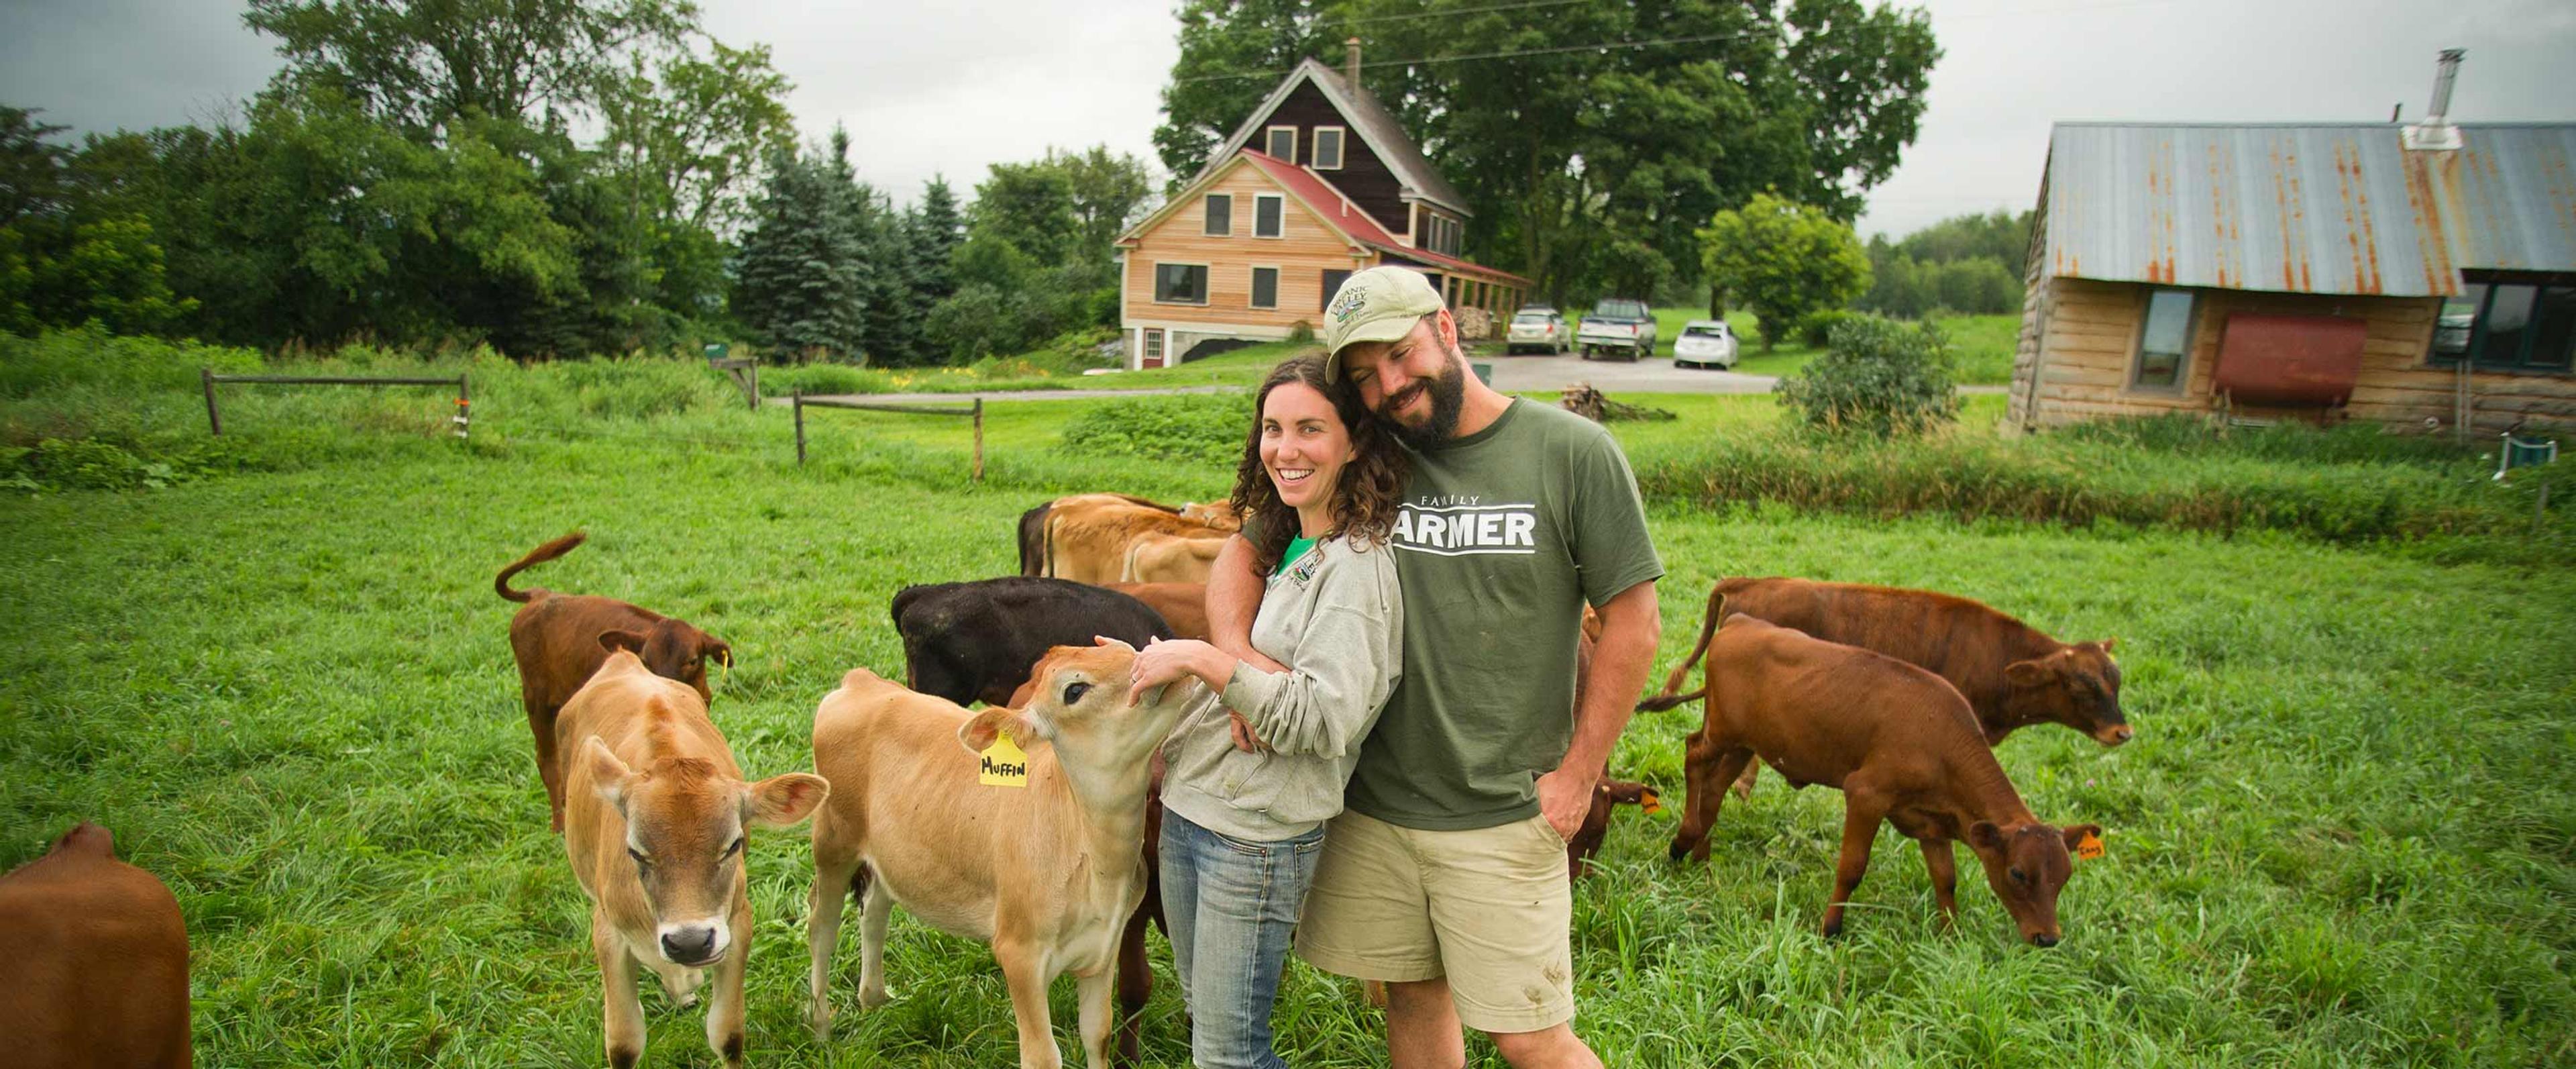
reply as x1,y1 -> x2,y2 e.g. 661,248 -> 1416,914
1115,44 -> 1532,368
2008,55 -> 2575,435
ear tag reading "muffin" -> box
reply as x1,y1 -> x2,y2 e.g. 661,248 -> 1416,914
979,733 -> 1030,788
2076,831 -> 2105,860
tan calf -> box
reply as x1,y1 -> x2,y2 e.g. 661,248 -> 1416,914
1118,531 -> 1226,584
807,640 -> 1203,1069
561,638 -> 827,1068
0,822 -> 191,1068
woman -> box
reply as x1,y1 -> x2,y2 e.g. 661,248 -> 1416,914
1126,354 -> 1407,1069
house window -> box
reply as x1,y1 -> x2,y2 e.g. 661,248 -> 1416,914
1265,125 -> 1297,163
1313,127 -> 1345,170
1254,194 -> 1283,238
1321,268 -> 1353,313
1155,263 -> 1208,304
1250,267 -> 1280,309
1203,194 -> 1232,237
2131,288 -> 2195,389
2435,273 -> 2576,372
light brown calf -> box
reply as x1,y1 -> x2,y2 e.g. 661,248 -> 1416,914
1103,581 -> 1208,641
0,822 -> 190,1068
561,639 -> 827,1068
499,531 -> 733,831
1025,494 -> 1236,584
807,642 -> 1203,1069
1668,613 -> 2100,946
1119,531 -> 1227,585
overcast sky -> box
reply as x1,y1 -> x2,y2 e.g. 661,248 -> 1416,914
3,0 -> 2570,240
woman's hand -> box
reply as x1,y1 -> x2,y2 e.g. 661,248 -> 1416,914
1126,637 -> 1229,705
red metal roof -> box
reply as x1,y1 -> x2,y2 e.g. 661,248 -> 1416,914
1236,150 -> 1532,287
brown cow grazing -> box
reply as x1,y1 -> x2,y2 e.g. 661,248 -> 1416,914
806,642 -> 1204,1069
1020,494 -> 1239,584
1104,582 -> 1208,641
1641,578 -> 2127,799
0,822 -> 191,1068
1566,778 -> 1660,881
499,531 -> 734,831
1668,613 -> 2100,946
561,638 -> 828,1068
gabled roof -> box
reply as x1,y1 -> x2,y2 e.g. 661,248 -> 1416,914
1194,58 -> 1473,219
1116,149 -> 1529,286
2036,121 -> 2576,297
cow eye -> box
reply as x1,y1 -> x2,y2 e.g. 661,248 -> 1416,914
2008,867 -> 2028,884
722,837 -> 743,858
1064,681 -> 1093,705
628,847 -> 651,869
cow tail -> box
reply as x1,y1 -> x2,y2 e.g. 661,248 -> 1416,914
1016,503 -> 1051,577
1635,586 -> 1727,713
494,531 -> 586,603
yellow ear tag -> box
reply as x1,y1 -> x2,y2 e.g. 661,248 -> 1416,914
1640,791 -> 1664,816
979,733 -> 1030,788
2076,831 -> 2105,860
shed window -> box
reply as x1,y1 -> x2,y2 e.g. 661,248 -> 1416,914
1265,126 -> 1297,163
1254,194 -> 1283,238
1250,267 -> 1279,309
2437,274 -> 2576,372
1203,194 -> 1232,236
1155,263 -> 1208,304
1321,268 -> 1353,313
1313,127 -> 1345,170
2132,289 -> 2195,389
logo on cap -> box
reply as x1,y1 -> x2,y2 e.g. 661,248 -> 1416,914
1329,288 -> 1368,323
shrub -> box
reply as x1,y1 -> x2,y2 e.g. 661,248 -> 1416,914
1796,309 -> 1853,349
1058,393 -> 1252,468
0,325 -> 264,398
1774,315 -> 1959,437
1286,320 -> 1316,346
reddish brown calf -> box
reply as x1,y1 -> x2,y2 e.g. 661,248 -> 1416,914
1104,581 -> 1210,641
498,531 -> 731,831
1668,613 -> 2100,946
1567,778 -> 1659,880
0,822 -> 191,1068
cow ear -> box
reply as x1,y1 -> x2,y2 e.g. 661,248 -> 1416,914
2098,638 -> 2118,654
959,708 -> 1036,755
744,772 -> 829,828
2060,823 -> 2102,852
599,629 -> 648,656
583,736 -> 634,814
703,638 -> 733,669
2004,658 -> 2049,686
1967,821 -> 2006,852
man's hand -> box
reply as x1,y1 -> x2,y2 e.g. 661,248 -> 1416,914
1534,765 -> 1595,842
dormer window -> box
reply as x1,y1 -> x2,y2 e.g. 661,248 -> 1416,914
1265,125 -> 1297,163
1313,127 -> 1345,170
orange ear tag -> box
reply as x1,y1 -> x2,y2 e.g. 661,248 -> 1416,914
2076,831 -> 2105,860
979,733 -> 1030,788
1640,791 -> 1664,816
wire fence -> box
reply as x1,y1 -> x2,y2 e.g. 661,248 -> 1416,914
202,369 -> 470,438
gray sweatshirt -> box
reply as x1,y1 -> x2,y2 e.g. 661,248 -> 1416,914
1161,533 -> 1403,842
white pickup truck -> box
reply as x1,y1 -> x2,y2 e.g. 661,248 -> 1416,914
1576,298 -> 1658,361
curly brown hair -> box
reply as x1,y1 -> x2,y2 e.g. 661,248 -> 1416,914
1231,354 -> 1408,576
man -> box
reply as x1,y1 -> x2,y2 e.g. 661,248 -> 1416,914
1207,266 -> 1662,1068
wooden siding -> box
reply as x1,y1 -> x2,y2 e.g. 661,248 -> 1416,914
1123,163 -> 1371,332
2017,277 -> 2576,431
1265,81 -> 1409,237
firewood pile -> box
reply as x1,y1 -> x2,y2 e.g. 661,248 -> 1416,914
1560,384 -> 1676,423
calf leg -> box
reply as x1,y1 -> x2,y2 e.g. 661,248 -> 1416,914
1820,797 -> 1888,938
1668,733 -> 1754,863
704,906 -> 750,1068
855,865 -> 896,1010
808,839 -> 864,1037
1078,965 -> 1116,1069
1731,760 -> 1761,801
526,691 -> 565,833
592,912 -> 647,1069
997,940 -> 1066,1069
1919,838 -> 1960,929
1114,901 -> 1150,1066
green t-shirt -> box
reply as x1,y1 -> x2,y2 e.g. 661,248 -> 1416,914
1275,535 -> 1319,576
1343,399 -> 1664,830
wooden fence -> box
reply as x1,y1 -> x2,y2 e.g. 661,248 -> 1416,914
201,369 -> 470,438
792,392 -> 984,480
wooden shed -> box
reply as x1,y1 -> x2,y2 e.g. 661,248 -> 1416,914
2008,119 -> 2576,436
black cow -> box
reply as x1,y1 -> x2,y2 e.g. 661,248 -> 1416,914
892,576 -> 1174,708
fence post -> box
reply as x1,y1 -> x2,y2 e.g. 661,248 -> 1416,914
972,398 -> 985,482
201,368 -> 222,436
794,391 -> 806,466
747,364 -> 761,411
454,374 -> 471,440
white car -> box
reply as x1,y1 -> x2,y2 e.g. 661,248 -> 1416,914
1504,309 -> 1570,354
1673,319 -> 1739,370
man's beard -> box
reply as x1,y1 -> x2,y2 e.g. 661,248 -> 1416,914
1376,355 -> 1468,449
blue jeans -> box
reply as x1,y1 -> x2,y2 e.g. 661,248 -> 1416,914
1159,809 -> 1327,1069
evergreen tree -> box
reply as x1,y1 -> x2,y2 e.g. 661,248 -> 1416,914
733,134 -> 863,360
911,175 -> 960,304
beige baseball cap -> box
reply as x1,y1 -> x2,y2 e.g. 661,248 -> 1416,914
1322,266 -> 1446,379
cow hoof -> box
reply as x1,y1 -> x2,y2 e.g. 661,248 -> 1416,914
809,1006 -> 833,1042
1820,919 -> 1845,939
859,984 -> 896,1010
1666,840 -> 1690,862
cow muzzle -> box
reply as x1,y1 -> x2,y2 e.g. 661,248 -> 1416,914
657,921 -> 729,967
2093,723 -> 2134,746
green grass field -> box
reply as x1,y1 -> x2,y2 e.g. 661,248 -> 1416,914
1647,308 -> 2020,384
5,357 -> 2573,1066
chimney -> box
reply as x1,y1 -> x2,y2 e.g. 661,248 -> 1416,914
2402,48 -> 2466,151
1345,37 -> 1362,89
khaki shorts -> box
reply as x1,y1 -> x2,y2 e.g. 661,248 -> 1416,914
1293,809 -> 1575,1034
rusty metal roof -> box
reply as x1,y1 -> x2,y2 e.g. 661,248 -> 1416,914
2038,121 -> 2576,297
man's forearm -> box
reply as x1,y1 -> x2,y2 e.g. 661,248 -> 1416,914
1562,582 -> 1660,777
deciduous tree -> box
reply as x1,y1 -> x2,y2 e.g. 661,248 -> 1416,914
1699,192 -> 1870,350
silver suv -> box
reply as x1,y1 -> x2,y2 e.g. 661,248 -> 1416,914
1576,298 -> 1657,361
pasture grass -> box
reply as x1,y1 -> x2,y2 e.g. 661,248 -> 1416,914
4,385 -> 2575,1066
